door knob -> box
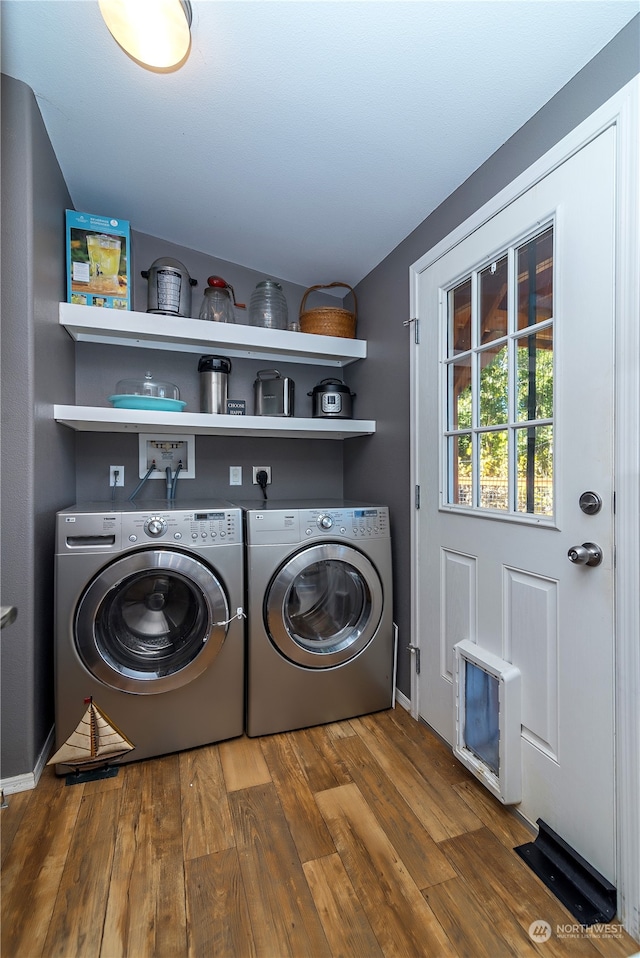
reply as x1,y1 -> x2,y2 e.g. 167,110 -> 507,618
568,542 -> 603,567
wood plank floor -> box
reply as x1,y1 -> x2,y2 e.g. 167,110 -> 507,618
2,707 -> 637,958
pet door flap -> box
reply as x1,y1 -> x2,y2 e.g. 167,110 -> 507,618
453,639 -> 521,804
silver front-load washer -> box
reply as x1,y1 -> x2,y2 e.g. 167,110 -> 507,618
54,500 -> 244,771
243,499 -> 394,737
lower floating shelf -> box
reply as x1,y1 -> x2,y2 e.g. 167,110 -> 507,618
54,405 -> 376,440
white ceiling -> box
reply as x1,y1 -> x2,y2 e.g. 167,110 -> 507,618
2,1 -> 638,288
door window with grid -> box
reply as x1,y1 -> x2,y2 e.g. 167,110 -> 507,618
444,225 -> 554,518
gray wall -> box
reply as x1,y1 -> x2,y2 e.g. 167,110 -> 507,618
1,75 -> 76,779
345,16 -> 640,695
1,14 -> 638,777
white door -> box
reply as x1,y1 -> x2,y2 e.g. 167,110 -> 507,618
415,127 -> 616,881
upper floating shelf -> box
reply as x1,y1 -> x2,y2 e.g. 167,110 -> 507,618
54,406 -> 376,440
60,302 -> 366,367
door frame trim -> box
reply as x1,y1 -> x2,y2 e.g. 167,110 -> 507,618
409,76 -> 640,937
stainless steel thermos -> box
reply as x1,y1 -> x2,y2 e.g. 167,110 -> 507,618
198,355 -> 231,413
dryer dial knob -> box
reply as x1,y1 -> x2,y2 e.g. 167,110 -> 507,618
145,516 -> 167,537
317,514 -> 333,530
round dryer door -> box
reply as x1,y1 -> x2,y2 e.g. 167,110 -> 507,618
75,549 -> 229,694
265,543 -> 383,668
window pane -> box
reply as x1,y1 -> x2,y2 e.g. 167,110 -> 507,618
516,425 -> 553,515
447,358 -> 472,429
442,230 -> 554,522
448,279 -> 471,355
516,330 -> 553,422
517,227 -> 553,329
479,256 -> 508,345
447,435 -> 472,505
479,345 -> 508,426
479,431 -> 508,511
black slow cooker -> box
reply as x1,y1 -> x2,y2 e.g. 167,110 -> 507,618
308,378 -> 355,419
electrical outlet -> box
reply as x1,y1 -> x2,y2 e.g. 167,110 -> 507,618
110,465 -> 124,487
229,466 -> 242,486
252,466 -> 272,484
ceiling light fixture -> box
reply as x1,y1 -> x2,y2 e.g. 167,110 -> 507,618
98,0 -> 192,71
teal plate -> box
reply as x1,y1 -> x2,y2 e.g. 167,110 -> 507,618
108,395 -> 186,412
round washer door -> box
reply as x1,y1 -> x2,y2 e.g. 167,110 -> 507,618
75,549 -> 229,694
265,542 -> 383,668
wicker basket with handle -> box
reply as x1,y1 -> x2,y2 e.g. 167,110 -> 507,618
299,282 -> 357,338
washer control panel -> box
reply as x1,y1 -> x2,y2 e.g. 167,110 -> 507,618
124,508 -> 241,546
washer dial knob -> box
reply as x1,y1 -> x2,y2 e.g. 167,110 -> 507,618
145,516 -> 167,538
317,514 -> 333,530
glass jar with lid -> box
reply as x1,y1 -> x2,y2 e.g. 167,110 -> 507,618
248,280 -> 288,330
199,276 -> 237,324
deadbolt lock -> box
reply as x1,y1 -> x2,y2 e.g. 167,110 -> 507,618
579,491 -> 602,515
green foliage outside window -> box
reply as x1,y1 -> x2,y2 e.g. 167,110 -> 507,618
453,343 -> 553,480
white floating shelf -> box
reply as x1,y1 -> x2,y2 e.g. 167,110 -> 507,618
54,406 -> 376,441
60,302 -> 366,367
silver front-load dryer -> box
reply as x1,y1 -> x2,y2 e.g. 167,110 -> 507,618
243,499 -> 394,737
54,500 -> 244,772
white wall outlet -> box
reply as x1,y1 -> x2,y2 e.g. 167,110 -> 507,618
110,465 -> 124,487
229,466 -> 242,486
252,466 -> 272,484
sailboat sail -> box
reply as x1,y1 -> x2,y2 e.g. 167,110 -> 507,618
48,698 -> 135,767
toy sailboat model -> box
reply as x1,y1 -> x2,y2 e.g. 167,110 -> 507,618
48,698 -> 135,769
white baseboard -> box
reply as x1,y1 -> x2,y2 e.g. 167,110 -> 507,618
394,688 -> 411,712
1,725 -> 54,795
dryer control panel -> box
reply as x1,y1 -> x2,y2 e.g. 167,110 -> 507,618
246,506 -> 389,544
304,507 -> 389,540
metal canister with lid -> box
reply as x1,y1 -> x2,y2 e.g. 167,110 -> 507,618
253,369 -> 294,417
141,257 -> 197,317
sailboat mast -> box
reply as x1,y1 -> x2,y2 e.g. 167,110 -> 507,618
89,699 -> 98,758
